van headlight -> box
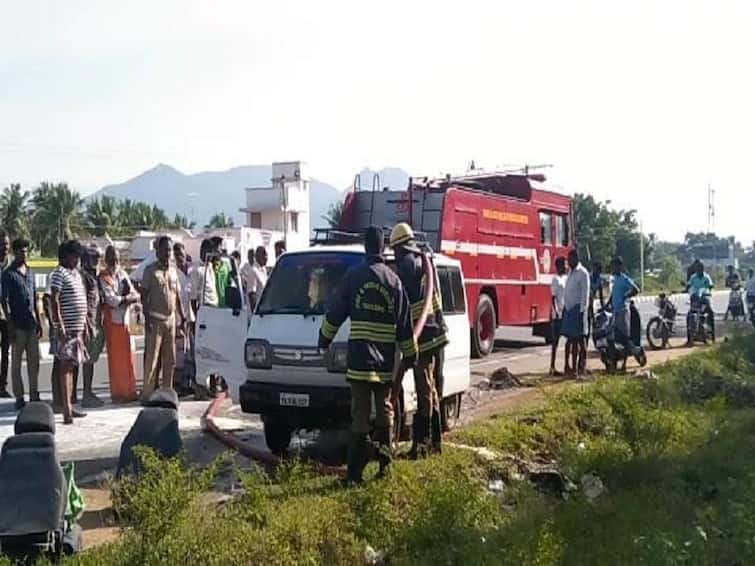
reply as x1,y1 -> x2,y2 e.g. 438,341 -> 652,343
326,343 -> 348,373
245,339 -> 272,369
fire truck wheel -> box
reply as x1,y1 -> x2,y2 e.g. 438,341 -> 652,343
472,294 -> 496,358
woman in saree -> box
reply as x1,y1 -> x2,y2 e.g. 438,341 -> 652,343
99,245 -> 140,402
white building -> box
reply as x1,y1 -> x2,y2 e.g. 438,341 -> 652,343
239,161 -> 310,252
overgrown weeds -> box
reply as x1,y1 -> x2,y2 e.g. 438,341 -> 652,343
67,333 -> 755,565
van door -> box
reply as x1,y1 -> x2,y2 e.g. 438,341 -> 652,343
436,264 -> 471,397
194,259 -> 249,398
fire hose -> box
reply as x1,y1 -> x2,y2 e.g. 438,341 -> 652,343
201,252 -> 436,473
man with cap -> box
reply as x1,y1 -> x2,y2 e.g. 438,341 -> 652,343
79,243 -> 105,407
319,226 -> 416,484
390,222 -> 448,456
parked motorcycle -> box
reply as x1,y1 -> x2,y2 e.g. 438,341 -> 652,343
687,292 -> 715,344
593,308 -> 647,373
646,293 -> 679,350
724,286 -> 745,321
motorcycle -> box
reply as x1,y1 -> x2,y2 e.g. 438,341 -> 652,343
646,293 -> 679,350
593,308 -> 647,373
687,292 -> 715,344
724,286 -> 745,321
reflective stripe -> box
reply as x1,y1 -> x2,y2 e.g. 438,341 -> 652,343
410,297 -> 441,320
349,321 -> 397,343
321,319 -> 340,340
399,338 -> 418,356
347,369 -> 393,383
418,334 -> 449,353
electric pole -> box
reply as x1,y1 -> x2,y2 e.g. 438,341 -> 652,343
707,183 -> 715,234
640,221 -> 645,291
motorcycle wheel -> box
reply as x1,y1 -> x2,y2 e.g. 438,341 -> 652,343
646,318 -> 667,351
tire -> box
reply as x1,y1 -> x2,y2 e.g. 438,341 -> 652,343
441,393 -> 462,431
263,413 -> 292,456
471,294 -> 496,358
646,318 -> 667,351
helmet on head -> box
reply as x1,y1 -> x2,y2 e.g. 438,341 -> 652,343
389,222 -> 415,249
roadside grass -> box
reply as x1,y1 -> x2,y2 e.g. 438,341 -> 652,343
69,333 -> 755,565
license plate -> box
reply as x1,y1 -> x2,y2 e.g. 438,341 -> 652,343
279,393 -> 310,407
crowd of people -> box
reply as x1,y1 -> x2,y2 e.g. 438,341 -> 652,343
0,228 -> 284,425
548,250 -> 639,378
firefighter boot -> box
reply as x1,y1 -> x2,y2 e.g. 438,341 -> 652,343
431,409 -> 443,455
374,427 -> 393,478
408,415 -> 431,460
344,433 -> 369,486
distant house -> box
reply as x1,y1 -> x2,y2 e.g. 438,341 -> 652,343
239,161 -> 310,252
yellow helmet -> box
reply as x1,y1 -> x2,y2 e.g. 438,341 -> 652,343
389,222 -> 415,248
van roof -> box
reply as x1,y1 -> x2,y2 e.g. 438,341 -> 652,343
290,244 -> 462,268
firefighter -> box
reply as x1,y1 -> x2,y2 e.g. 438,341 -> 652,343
389,222 -> 448,456
318,226 -> 417,484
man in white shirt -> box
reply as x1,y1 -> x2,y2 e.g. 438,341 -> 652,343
562,249 -> 591,377
549,256 -> 568,376
189,239 -> 218,315
240,246 -> 268,310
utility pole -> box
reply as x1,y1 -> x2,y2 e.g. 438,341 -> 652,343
707,183 -> 715,234
639,221 -> 645,292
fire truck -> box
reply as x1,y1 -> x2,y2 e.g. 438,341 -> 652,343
338,169 -> 575,357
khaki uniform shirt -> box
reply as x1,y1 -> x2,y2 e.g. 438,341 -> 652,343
141,261 -> 180,322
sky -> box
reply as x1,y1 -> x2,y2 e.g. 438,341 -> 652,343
1,0 -> 753,243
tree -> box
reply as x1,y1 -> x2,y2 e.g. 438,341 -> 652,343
323,200 -> 343,228
85,195 -> 121,237
0,184 -> 30,241
205,212 -> 234,230
30,182 -> 83,255
170,213 -> 195,231
573,193 -> 650,276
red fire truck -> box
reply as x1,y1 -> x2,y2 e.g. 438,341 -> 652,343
338,169 -> 575,357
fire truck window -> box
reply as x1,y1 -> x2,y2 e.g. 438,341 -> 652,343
555,214 -> 569,246
437,267 -> 455,313
539,212 -> 553,245
449,268 -> 466,314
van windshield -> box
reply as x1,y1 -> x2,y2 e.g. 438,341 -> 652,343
256,252 -> 363,315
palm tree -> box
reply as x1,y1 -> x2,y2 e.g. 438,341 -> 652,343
322,200 -> 344,228
0,184 -> 31,241
205,212 -> 234,229
85,195 -> 121,237
170,213 -> 195,231
31,182 -> 83,255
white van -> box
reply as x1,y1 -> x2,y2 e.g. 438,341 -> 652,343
238,244 -> 471,454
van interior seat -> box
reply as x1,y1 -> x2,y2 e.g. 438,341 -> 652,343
0,403 -> 65,538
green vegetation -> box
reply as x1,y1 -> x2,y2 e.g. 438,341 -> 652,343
69,334 -> 755,565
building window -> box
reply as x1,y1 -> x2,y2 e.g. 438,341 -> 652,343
289,211 -> 299,233
555,214 -> 569,246
539,212 -> 553,245
249,212 -> 262,229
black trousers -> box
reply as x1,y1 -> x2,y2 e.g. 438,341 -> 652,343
0,319 -> 9,391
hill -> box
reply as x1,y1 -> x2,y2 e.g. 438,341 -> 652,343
91,164 -> 343,231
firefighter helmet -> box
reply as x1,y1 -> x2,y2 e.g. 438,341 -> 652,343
389,223 -> 415,248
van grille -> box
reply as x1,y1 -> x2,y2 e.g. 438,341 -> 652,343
271,346 -> 325,367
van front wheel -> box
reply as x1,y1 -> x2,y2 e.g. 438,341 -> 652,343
263,413 -> 292,456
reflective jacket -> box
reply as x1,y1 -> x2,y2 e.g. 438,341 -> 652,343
318,255 -> 417,383
396,250 -> 448,355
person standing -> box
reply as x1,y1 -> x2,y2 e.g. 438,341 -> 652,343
562,249 -> 591,377
190,239 -> 218,315
140,236 -> 186,402
99,245 -> 140,403
241,246 -> 268,310
608,257 -> 640,361
548,256 -> 568,377
0,231 -> 11,398
49,240 -> 89,424
390,223 -> 448,456
173,242 -> 194,396
319,226 -> 416,484
1,238 -> 42,411
274,240 -> 286,261
79,244 -> 105,408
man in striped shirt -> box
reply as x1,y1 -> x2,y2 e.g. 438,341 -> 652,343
49,240 -> 89,424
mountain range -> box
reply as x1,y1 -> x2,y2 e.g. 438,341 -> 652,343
91,164 -> 411,231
